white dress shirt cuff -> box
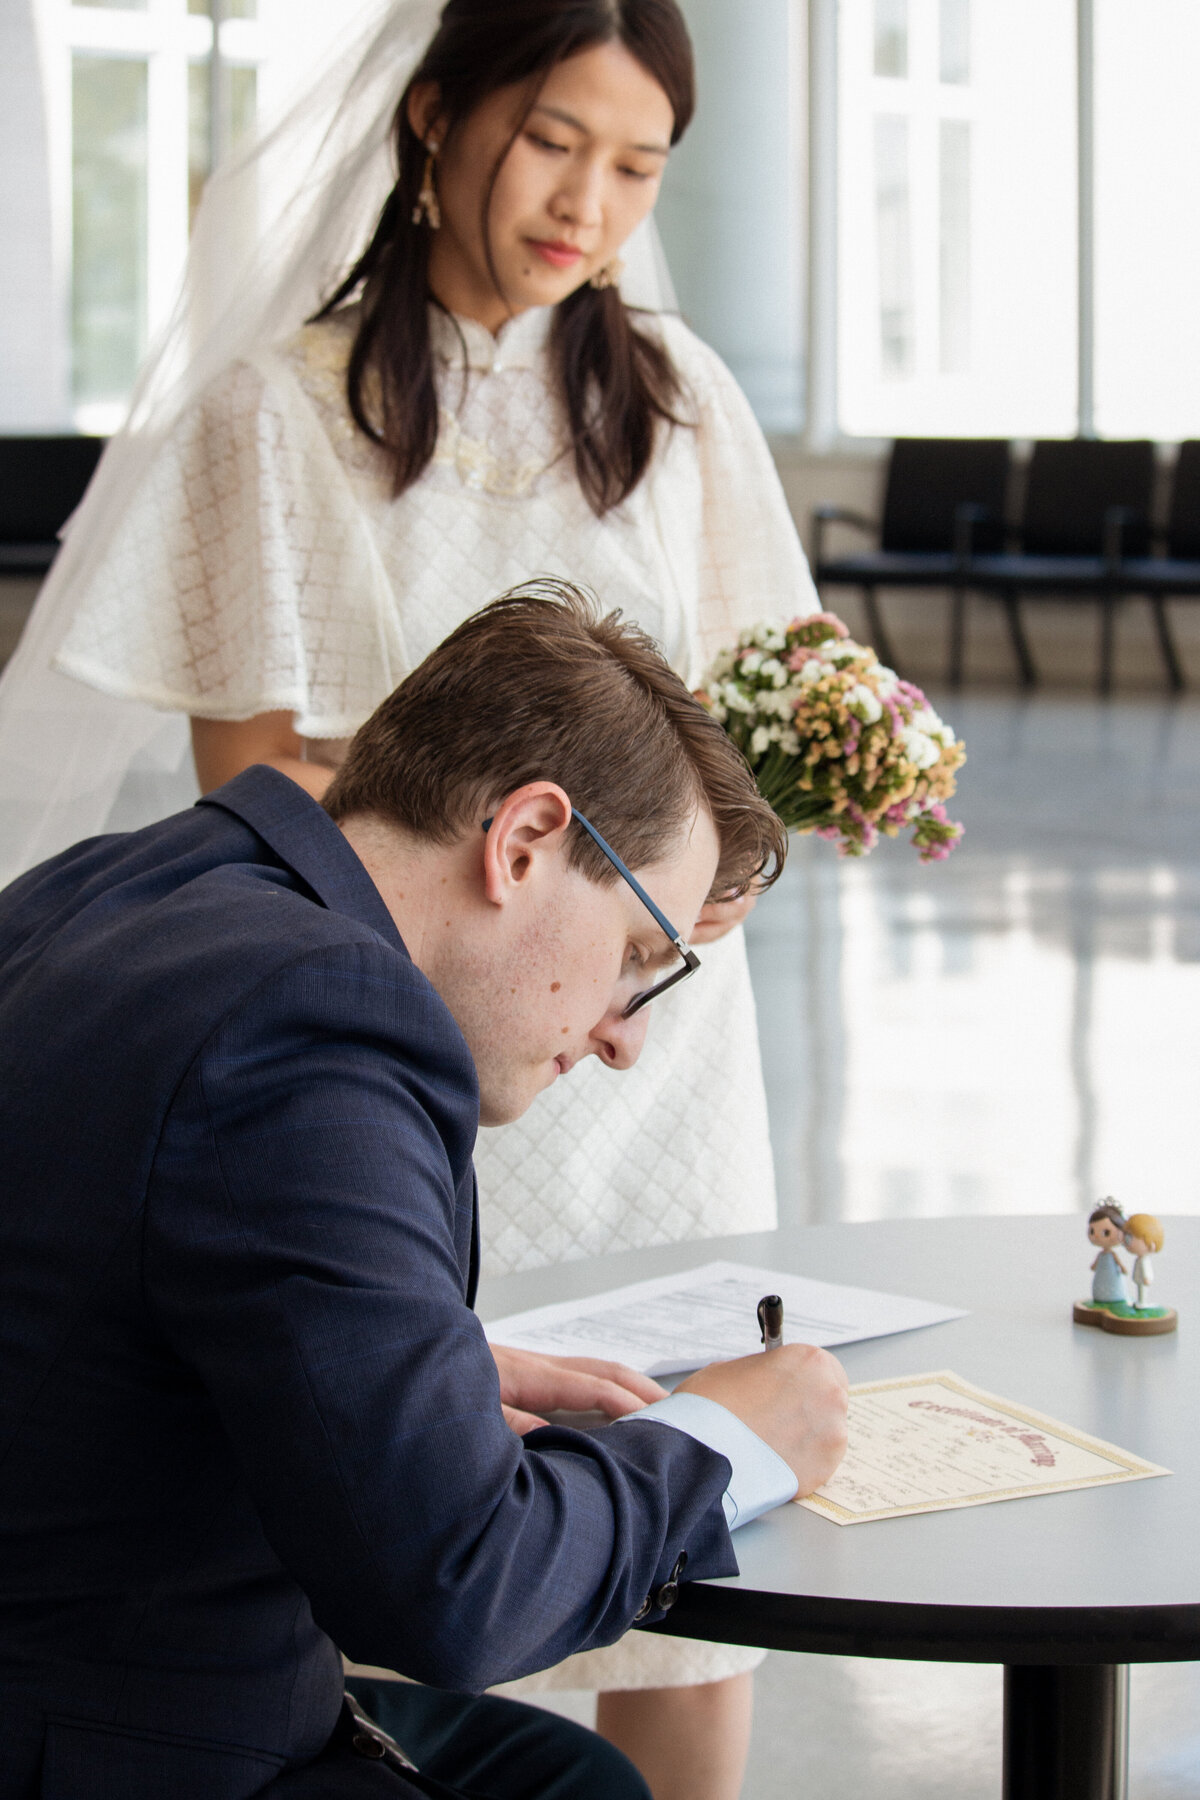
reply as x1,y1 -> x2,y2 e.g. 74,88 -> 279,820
615,1392 -> 798,1528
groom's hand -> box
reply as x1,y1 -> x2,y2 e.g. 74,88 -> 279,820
678,1345 -> 849,1496
491,1344 -> 666,1435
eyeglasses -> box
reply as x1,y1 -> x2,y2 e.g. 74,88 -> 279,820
481,808 -> 701,1018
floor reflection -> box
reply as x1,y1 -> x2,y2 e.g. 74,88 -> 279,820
745,691 -> 1200,1229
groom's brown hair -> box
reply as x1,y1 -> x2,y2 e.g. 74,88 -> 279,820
323,578 -> 785,900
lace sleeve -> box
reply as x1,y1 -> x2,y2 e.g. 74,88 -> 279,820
54,355 -> 398,737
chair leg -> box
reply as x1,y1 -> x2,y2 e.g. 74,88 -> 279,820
861,587 -> 899,672
1099,594 -> 1116,696
948,586 -> 967,687
1149,595 -> 1185,692
1002,590 -> 1037,687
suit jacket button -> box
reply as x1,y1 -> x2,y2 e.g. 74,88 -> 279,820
352,1733 -> 387,1759
633,1597 -> 653,1622
654,1580 -> 679,1611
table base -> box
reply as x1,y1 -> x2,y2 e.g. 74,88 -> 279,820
1003,1665 -> 1128,1800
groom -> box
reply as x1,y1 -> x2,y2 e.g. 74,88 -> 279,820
0,582 -> 847,1799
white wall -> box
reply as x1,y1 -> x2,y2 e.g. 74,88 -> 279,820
0,1 -> 70,428
655,0 -> 806,432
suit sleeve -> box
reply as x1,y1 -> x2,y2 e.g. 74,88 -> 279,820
143,940 -> 737,1690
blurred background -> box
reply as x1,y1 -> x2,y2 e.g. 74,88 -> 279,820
3,2 -> 1198,1792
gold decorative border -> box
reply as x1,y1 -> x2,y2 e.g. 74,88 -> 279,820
799,1370 -> 1170,1526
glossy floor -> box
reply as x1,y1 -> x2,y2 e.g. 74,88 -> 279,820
745,689 -> 1200,1232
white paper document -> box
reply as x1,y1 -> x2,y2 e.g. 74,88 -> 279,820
484,1260 -> 965,1376
802,1370 -> 1170,1525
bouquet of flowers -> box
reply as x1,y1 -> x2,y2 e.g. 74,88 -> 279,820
698,613 -> 965,861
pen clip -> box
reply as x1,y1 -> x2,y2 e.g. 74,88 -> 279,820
758,1293 -> 783,1348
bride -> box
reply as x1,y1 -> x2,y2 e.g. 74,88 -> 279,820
0,3 -> 818,1794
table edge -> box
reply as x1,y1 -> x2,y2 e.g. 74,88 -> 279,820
643,1586 -> 1200,1666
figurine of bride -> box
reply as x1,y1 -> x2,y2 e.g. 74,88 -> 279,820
0,4 -> 819,1793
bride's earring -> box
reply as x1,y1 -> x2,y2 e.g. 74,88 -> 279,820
413,141 -> 441,229
589,257 -> 625,291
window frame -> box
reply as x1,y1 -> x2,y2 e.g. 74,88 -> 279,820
803,0 -> 1098,451
48,0 -> 263,430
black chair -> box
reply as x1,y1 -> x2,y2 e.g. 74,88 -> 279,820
1112,440 -> 1200,692
812,437 -> 1011,673
0,436 -> 106,576
965,438 -> 1156,691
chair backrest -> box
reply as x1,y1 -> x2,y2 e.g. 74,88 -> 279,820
0,437 -> 106,544
1166,441 -> 1200,560
879,438 -> 1010,553
1020,439 -> 1154,556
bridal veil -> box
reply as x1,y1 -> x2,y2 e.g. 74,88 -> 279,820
0,0 -> 676,884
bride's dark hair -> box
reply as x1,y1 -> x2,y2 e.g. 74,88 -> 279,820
314,0 -> 695,517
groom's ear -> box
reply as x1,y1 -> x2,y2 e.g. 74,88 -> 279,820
480,784 -> 574,908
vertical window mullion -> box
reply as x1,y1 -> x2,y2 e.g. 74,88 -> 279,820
208,0 -> 228,174
145,0 -> 189,338
805,0 -> 840,449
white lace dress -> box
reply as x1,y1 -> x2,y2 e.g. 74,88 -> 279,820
56,303 -> 818,1690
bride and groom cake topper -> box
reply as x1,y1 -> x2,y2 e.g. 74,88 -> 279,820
1074,1199 -> 1178,1336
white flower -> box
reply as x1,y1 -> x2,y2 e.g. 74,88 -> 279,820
750,725 -> 773,756
761,627 -> 786,652
779,729 -> 801,756
720,681 -> 755,714
799,659 -> 835,685
762,687 -> 798,718
871,664 -> 899,697
740,651 -> 764,675
826,641 -> 860,665
846,683 -> 883,725
759,657 -> 787,686
902,727 -> 940,770
910,706 -> 940,733
708,699 -> 727,722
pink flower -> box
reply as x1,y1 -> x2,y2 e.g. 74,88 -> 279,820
791,610 -> 849,639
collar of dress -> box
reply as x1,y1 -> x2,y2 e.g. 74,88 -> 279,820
429,304 -> 554,374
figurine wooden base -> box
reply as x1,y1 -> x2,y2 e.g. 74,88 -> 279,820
1073,1300 -> 1178,1336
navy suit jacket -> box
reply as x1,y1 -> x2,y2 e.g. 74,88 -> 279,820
0,769 -> 736,1800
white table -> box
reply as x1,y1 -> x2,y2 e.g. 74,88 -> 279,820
477,1215 -> 1199,1800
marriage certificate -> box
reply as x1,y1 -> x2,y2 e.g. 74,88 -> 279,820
801,1371 -> 1169,1525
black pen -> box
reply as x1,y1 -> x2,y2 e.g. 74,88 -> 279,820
757,1293 -> 784,1352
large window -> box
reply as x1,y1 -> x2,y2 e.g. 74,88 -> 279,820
836,0 -> 1078,438
670,0 -> 1200,446
64,0 -> 263,432
20,1 -> 1200,443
